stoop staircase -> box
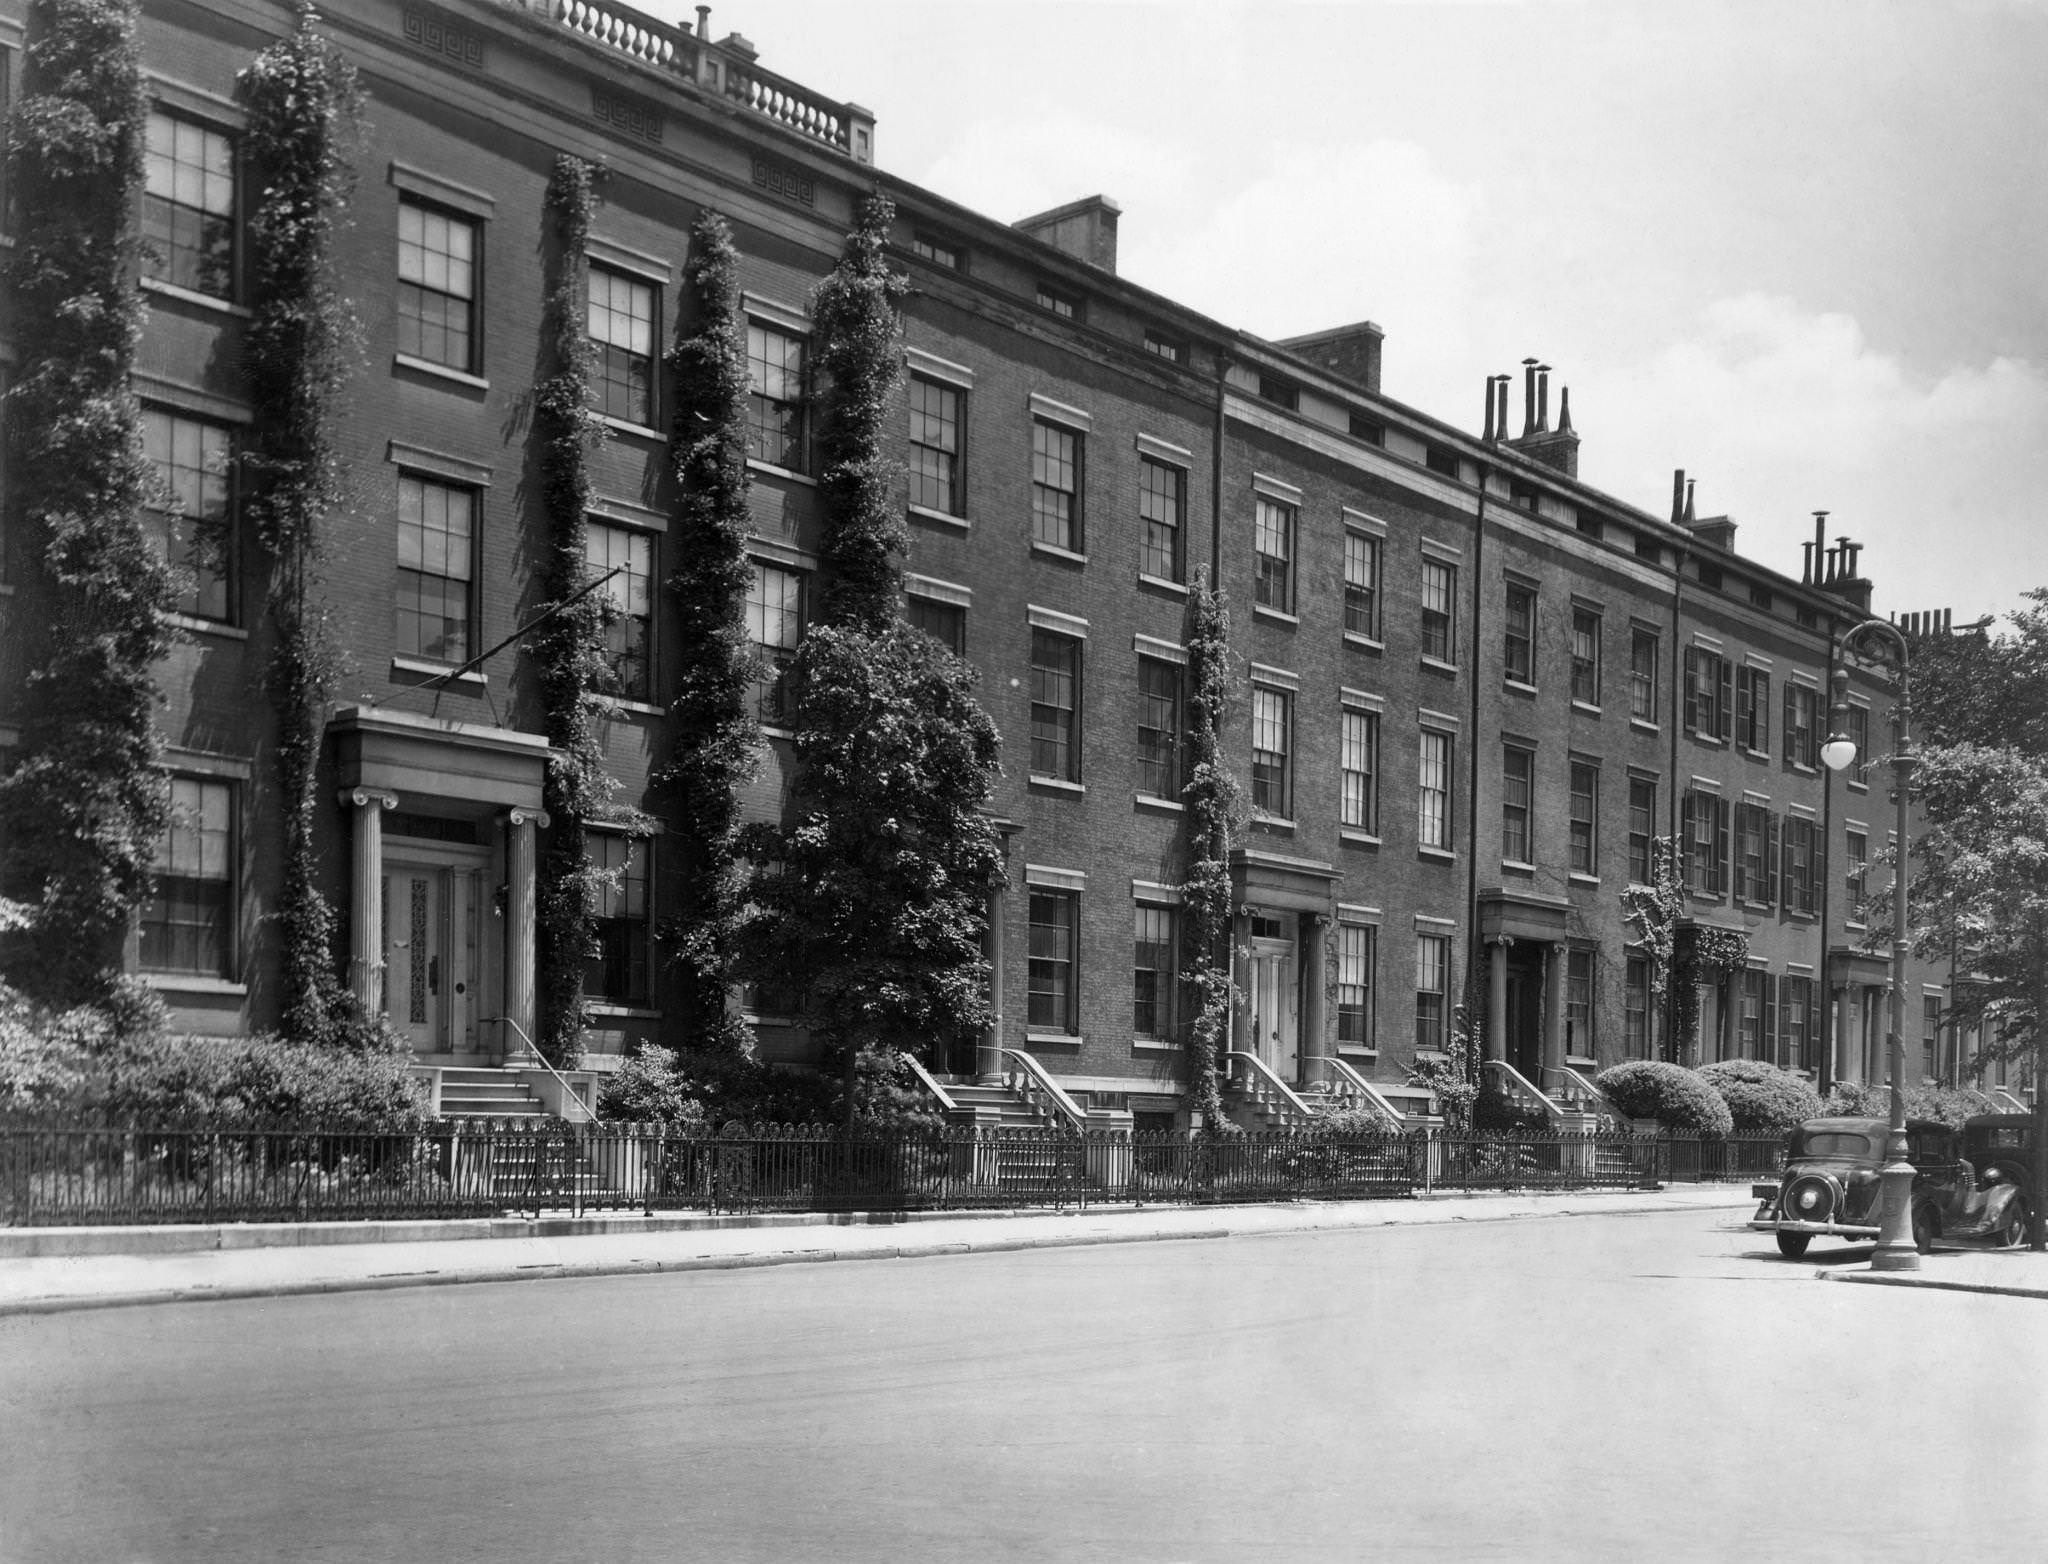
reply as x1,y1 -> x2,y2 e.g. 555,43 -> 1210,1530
435,1066 -> 548,1120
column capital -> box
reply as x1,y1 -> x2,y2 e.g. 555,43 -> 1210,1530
339,788 -> 399,811
504,807 -> 551,830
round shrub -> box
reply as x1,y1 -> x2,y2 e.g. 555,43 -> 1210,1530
1823,1080 -> 1979,1130
1595,1060 -> 1735,1137
1698,1059 -> 1822,1135
94,1032 -> 430,1130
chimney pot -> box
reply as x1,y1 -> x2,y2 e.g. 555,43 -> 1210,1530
1523,359 -> 1539,439
1556,385 -> 1573,436
696,5 -> 711,37
1672,469 -> 1687,528
1482,377 -> 1497,442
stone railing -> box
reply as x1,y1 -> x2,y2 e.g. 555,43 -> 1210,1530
1544,1064 -> 1627,1132
1482,1059 -> 1567,1127
1000,1048 -> 1087,1130
1224,1051 -> 1318,1127
543,0 -> 875,163
1320,1057 -> 1410,1130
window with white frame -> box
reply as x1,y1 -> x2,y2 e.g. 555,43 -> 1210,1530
1684,789 -> 1728,897
1415,933 -> 1450,1051
1253,496 -> 1294,612
1685,646 -> 1732,740
1337,923 -> 1375,1048
907,375 -> 961,514
140,774 -> 234,978
1030,630 -> 1082,781
1569,760 -> 1599,875
1845,829 -> 1868,920
585,832 -> 649,1006
395,474 -> 475,664
1501,744 -> 1533,863
1028,889 -> 1078,1031
1571,607 -> 1601,705
1138,456 -> 1184,581
1250,686 -> 1291,817
1783,681 -> 1820,768
589,264 -> 655,425
1566,948 -> 1594,1056
747,561 -> 804,723
1630,628 -> 1659,723
143,407 -> 234,623
1343,530 -> 1379,637
746,321 -> 807,471
1340,708 -> 1379,833
586,523 -> 653,701
1422,558 -> 1456,662
1737,666 -> 1772,756
397,198 -> 478,372
1031,419 -> 1081,551
906,593 -> 965,655
1419,730 -> 1453,850
144,110 -> 234,298
1132,902 -> 1176,1038
1625,955 -> 1651,1057
1627,775 -> 1657,884
1504,583 -> 1535,684
1135,655 -> 1182,799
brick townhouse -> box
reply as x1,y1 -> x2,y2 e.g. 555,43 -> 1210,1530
0,0 -> 1995,1126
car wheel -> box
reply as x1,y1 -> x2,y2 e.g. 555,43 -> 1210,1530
1912,1205 -> 1938,1254
1997,1204 -> 2028,1249
1775,1231 -> 1811,1259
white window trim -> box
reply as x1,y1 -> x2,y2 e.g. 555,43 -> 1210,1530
587,234 -> 671,283
905,572 -> 972,607
906,345 -> 973,388
1028,391 -> 1093,432
1027,603 -> 1090,639
1251,472 -> 1303,503
389,161 -> 496,217
1249,661 -> 1299,691
387,440 -> 492,488
1134,633 -> 1187,664
1135,432 -> 1193,462
742,290 -> 810,334
1025,864 -> 1087,891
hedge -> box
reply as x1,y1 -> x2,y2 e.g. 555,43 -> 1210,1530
1698,1059 -> 1822,1136
1595,1060 -> 1735,1137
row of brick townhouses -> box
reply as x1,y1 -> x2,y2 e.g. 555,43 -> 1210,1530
0,0 -> 2006,1125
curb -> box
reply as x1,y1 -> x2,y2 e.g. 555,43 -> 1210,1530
1817,1271 -> 2048,1302
0,1192 -> 1756,1318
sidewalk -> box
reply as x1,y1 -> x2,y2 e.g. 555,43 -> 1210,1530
2,1186 -> 1752,1316
1817,1243 -> 2048,1300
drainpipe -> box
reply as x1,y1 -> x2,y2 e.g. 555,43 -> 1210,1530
1818,623 -> 1839,1095
1665,533 -> 1686,1064
1466,454 -> 1489,1068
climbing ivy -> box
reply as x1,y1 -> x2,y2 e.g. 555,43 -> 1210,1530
529,154 -> 617,1067
1179,567 -> 1242,1126
808,190 -> 908,634
0,0 -> 176,1006
1621,837 -> 1748,1061
238,7 -> 366,1045
655,210 -> 760,1056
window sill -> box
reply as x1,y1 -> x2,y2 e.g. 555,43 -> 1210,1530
1025,1031 -> 1082,1049
1504,679 -> 1538,697
1420,656 -> 1459,677
759,723 -> 796,741
603,414 -> 665,443
742,458 -> 814,487
1630,718 -> 1660,735
586,1004 -> 661,1020
1571,700 -> 1602,717
1568,872 -> 1601,887
141,276 -> 251,318
1845,780 -> 1870,793
1339,828 -> 1381,847
1413,1049 -> 1449,1064
392,656 -> 485,687
1336,1045 -> 1379,1062
1029,775 -> 1086,795
1136,572 -> 1187,598
1252,814 -> 1295,834
1132,1038 -> 1179,1053
1688,734 -> 1728,748
1252,604 -> 1299,627
1134,793 -> 1184,813
1565,1055 -> 1598,1070
394,353 -> 489,392
907,502 -> 968,531
1031,540 -> 1089,566
1788,761 -> 1818,777
140,973 -> 247,997
1502,859 -> 1536,876
1343,631 -> 1385,653
610,699 -> 666,718
1418,846 -> 1457,863
169,613 -> 248,641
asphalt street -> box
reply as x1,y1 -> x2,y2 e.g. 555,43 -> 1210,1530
3,1206 -> 2041,1563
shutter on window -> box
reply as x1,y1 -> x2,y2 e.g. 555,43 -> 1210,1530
1713,798 -> 1730,896
1809,985 -> 1824,1062
1716,657 -> 1734,742
1807,829 -> 1825,916
1756,674 -> 1771,757
1782,681 -> 1797,771
1763,972 -> 1778,1065
1682,646 -> 1698,734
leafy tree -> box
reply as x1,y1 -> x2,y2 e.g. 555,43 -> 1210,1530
739,192 -> 1002,1116
1887,742 -> 2048,1245
1908,592 -> 2048,758
655,210 -> 760,1057
0,0 -> 177,1005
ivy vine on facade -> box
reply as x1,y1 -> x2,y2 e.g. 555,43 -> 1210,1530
0,0 -> 176,1006
655,210 -> 761,1057
529,153 -> 620,1066
1178,567 -> 1241,1124
1621,835 -> 1749,1063
237,7 -> 366,1046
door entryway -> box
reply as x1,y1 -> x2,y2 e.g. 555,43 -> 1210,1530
1248,915 -> 1299,1084
1503,942 -> 1546,1083
382,846 -> 486,1056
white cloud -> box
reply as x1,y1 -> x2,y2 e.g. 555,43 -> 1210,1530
1576,294 -> 2048,619
914,117 -> 1198,230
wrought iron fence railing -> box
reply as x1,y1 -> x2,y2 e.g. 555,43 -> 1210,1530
0,1119 -> 1783,1227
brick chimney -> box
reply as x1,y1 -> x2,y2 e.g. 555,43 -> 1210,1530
1504,360 -> 1580,477
1014,195 -> 1120,273
1275,320 -> 1385,395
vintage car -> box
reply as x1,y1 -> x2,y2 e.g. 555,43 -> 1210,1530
1750,1115 -> 2031,1258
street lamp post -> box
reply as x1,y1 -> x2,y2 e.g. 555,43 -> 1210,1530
1820,618 -> 1920,1273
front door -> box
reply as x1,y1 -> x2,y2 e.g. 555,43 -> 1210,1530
1504,944 -> 1545,1084
1249,925 -> 1298,1083
382,858 -> 482,1055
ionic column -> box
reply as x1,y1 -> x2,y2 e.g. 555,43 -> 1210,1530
339,789 -> 398,1015
503,808 -> 547,1058
1832,984 -> 1856,1087
1543,943 -> 1566,1081
1488,937 -> 1509,1064
1301,913 -> 1330,1089
979,876 -> 1008,1084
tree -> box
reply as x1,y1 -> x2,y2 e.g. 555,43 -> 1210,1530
739,192 -> 1002,1116
0,0 -> 177,1005
655,211 -> 761,1057
1908,590 -> 2048,758
1894,743 -> 2048,1249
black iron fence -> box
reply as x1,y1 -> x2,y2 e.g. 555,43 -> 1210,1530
0,1119 -> 1785,1227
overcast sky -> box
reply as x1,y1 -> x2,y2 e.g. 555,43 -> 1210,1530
650,0 -> 2048,625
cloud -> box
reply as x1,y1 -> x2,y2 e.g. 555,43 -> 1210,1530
915,117 -> 1199,230
1576,293 -> 2048,619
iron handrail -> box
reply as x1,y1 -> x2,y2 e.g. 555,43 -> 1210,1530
490,1015 -> 598,1124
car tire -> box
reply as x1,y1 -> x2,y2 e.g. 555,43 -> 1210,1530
1912,1204 -> 1938,1254
1997,1204 -> 2028,1249
1775,1231 -> 1811,1259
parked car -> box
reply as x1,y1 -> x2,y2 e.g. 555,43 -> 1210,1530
1749,1115 -> 2031,1258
